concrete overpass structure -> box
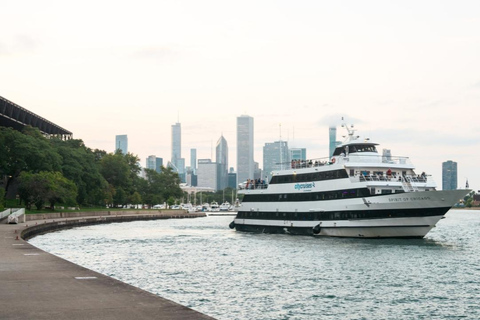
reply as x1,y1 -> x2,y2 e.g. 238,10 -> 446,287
0,95 -> 72,139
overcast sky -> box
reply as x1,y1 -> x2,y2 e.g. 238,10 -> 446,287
1,0 -> 479,190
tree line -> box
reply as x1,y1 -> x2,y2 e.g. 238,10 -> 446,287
0,126 -> 183,210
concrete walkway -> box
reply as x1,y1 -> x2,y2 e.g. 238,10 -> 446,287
0,212 -> 215,320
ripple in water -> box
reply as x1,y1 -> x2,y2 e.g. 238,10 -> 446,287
30,210 -> 480,320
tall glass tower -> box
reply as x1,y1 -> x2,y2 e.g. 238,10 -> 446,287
115,134 -> 128,155
329,126 -> 336,158
236,115 -> 254,186
171,122 -> 181,170
190,148 -> 197,174
216,135 -> 228,190
442,160 -> 458,190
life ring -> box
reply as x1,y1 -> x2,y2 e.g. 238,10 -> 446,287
331,158 -> 336,163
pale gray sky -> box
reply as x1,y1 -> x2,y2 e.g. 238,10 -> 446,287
1,0 -> 479,190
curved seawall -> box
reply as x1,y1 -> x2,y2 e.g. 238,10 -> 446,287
0,211 -> 215,320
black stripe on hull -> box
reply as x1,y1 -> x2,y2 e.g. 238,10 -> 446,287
234,224 -> 426,239
236,206 -> 452,221
242,187 -> 371,203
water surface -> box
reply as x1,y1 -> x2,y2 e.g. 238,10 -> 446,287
30,210 -> 480,319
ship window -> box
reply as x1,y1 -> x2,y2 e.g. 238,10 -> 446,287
381,189 -> 392,194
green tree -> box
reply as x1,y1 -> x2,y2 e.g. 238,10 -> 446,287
0,126 -> 61,197
18,171 -> 77,210
130,191 -> 142,205
141,167 -> 183,206
51,138 -> 108,206
113,187 -> 127,207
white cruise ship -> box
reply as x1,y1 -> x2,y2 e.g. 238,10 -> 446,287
230,124 -> 469,238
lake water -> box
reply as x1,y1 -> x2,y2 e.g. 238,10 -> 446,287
30,210 -> 480,320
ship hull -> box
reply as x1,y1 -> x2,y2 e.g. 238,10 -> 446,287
232,190 -> 467,238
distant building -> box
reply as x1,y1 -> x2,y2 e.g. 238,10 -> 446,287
190,148 -> 197,174
216,135 -> 228,190
254,162 -> 262,181
186,168 -> 197,187
146,155 -> 163,173
197,159 -> 218,191
155,157 -> 163,173
329,126 -> 336,158
442,160 -> 457,190
228,172 -> 237,189
382,149 -> 392,162
146,155 -> 156,170
290,148 -> 306,161
237,115 -> 254,186
263,141 -> 289,182
177,158 -> 186,183
115,134 -> 128,155
171,122 -> 181,170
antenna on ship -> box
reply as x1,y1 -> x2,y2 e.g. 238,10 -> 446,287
340,117 -> 356,141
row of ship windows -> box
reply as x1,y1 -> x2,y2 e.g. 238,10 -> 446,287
243,188 -> 371,203
237,208 -> 441,221
270,169 -> 349,184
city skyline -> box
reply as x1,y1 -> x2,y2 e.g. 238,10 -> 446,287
1,1 -> 479,190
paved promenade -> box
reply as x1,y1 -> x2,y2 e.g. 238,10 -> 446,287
0,211 -> 215,320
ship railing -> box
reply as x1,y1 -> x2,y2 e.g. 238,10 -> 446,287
280,157 -> 333,170
353,174 -> 428,183
355,174 -> 399,182
280,155 -> 413,169
341,154 -> 412,165
238,183 -> 269,190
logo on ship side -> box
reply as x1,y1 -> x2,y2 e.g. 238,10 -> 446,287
294,182 -> 315,190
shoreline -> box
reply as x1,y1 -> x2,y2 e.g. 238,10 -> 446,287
0,211 -> 215,320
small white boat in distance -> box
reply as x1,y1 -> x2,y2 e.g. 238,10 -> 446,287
210,201 -> 220,212
219,202 -> 231,211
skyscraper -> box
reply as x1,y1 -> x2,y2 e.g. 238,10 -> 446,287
263,141 -> 289,181
290,148 -> 306,161
197,159 -> 218,191
115,134 -> 128,155
329,126 -> 336,158
442,160 -> 458,190
237,115 -> 254,186
155,157 -> 163,173
171,122 -> 182,170
146,155 -> 156,170
146,156 -> 163,173
190,148 -> 197,174
216,135 -> 228,190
